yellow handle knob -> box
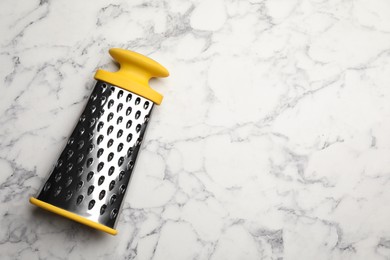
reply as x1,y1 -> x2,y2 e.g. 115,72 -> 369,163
109,48 -> 169,85
94,48 -> 169,105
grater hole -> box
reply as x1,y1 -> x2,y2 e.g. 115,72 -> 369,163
107,139 -> 114,148
126,120 -> 132,129
53,186 -> 62,197
76,195 -> 84,205
107,126 -> 114,135
127,161 -> 134,170
117,90 -> 123,99
77,154 -> 84,163
126,94 -> 132,102
97,122 -> 104,131
117,129 -> 123,138
118,157 -> 124,167
56,159 -> 63,168
118,171 -> 125,181
135,97 -> 141,105
119,184 -> 126,194
110,194 -> 117,205
127,148 -> 133,157
54,172 -> 62,182
109,180 -> 116,191
135,111 -> 141,119
79,115 -> 86,123
65,176 -> 73,187
107,112 -> 114,122
100,96 -> 107,106
98,176 -> 105,185
79,127 -> 86,136
66,163 -> 73,173
108,99 -> 114,109
97,148 -> 104,158
110,208 -> 118,219
136,124 -> 141,133
88,144 -> 94,154
87,185 -> 94,195
78,127 -> 85,136
67,150 -> 74,160
97,135 -> 104,144
97,162 -> 104,172
143,101 -> 149,109
110,86 -> 115,92
99,190 -> 106,200
90,93 -> 97,101
77,140 -> 85,150
117,103 -> 123,112
136,138 -> 142,146
88,132 -> 94,140
100,204 -> 107,215
87,171 -> 94,182
101,83 -> 107,92
65,190 -> 73,201
99,109 -> 105,118
90,105 -> 96,114
117,143 -> 123,152
76,181 -> 84,191
107,152 -> 114,162
89,118 -> 96,128
117,116 -> 123,124
126,107 -> 132,116
68,137 -> 75,146
77,167 -> 83,177
144,115 -> 150,123
126,133 -> 133,142
108,166 -> 115,176
88,200 -> 95,210
43,182 -> 51,192
87,158 -> 94,168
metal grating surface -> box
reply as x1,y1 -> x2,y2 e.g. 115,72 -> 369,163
37,81 -> 153,228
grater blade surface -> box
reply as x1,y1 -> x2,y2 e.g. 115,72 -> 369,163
36,80 -> 153,229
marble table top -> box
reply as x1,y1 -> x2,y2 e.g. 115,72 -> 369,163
1,0 -> 390,259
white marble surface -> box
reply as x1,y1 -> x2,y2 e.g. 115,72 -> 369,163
1,0 -> 390,259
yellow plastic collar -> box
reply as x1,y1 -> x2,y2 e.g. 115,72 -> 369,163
29,197 -> 118,235
95,48 -> 169,105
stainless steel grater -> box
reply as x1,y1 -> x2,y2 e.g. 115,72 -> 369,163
30,48 -> 169,235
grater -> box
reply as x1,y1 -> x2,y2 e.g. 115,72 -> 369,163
29,48 -> 169,235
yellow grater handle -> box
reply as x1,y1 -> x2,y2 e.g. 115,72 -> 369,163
94,48 -> 169,105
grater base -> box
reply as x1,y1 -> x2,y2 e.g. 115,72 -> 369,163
30,197 -> 117,235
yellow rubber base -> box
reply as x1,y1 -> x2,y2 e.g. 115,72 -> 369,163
29,197 -> 117,235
